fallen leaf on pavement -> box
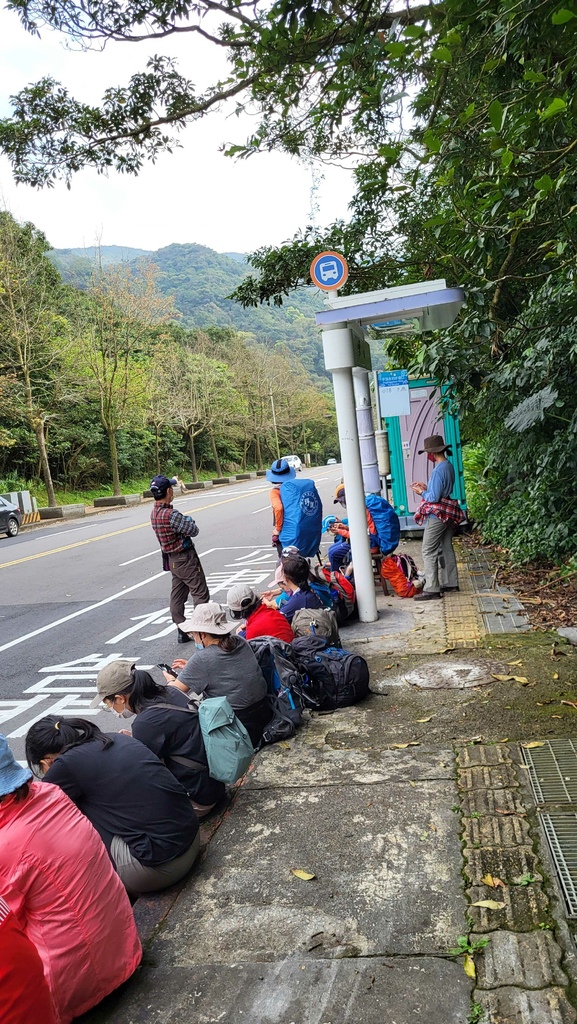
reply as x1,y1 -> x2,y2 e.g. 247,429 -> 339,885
523,597 -> 542,605
278,741 -> 291,749
384,664 -> 394,670
491,674 -> 516,681
463,955 -> 476,980
416,716 -> 434,723
507,660 -> 523,666
390,742 -> 420,748
552,715 -> 562,719
553,672 -> 559,680
522,741 -> 545,749
561,700 -> 577,710
514,676 -> 529,685
471,900 -> 506,910
291,869 -> 316,881
481,874 -> 506,888
499,738 -> 509,743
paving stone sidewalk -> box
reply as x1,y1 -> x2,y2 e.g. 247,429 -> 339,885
80,541 -> 577,1024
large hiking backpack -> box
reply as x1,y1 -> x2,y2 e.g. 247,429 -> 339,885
291,635 -> 370,711
380,552 -> 420,599
279,478 -> 323,557
248,637 -> 311,743
291,607 -> 341,646
319,565 -> 357,624
364,494 -> 401,555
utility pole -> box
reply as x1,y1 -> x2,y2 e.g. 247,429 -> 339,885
269,385 -> 280,460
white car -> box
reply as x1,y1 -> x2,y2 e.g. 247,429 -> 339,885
282,455 -> 302,472
326,458 -> 337,465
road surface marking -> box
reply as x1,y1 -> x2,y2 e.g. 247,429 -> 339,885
0,491 -> 268,570
119,550 -> 157,566
251,505 -> 270,514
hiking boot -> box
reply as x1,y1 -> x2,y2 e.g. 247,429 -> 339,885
413,591 -> 442,601
177,627 -> 192,643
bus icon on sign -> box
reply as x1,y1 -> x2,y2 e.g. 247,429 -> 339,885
310,250 -> 349,291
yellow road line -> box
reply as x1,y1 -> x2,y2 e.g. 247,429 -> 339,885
0,488 -> 269,570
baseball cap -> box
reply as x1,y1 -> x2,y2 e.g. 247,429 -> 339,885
90,660 -> 135,708
227,583 -> 258,615
150,474 -> 177,498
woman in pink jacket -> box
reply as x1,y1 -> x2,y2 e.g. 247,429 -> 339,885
0,734 -> 141,1024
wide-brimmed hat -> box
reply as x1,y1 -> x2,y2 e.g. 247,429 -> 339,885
227,583 -> 258,615
181,602 -> 236,635
418,434 -> 450,455
90,660 -> 135,708
266,459 -> 296,484
150,474 -> 178,498
0,734 -> 32,797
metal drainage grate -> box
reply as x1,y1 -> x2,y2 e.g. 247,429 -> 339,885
522,739 -> 577,805
541,813 -> 577,917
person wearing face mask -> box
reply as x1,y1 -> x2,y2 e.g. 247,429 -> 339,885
25,717 -> 200,896
410,434 -> 463,601
176,603 -> 271,747
90,662 -> 225,819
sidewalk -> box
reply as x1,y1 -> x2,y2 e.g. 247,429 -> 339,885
80,541 -> 577,1024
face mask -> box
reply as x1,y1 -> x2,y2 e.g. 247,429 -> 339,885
194,642 -> 204,651
427,453 -> 436,463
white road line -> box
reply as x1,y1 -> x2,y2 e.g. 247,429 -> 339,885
0,571 -> 166,655
119,550 -> 158,566
251,506 -> 270,514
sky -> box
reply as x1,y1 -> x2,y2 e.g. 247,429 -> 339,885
0,8 -> 355,254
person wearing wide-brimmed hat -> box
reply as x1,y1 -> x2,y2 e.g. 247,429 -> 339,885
0,734 -> 141,1024
410,434 -> 460,600
176,603 -> 271,747
266,458 -> 296,556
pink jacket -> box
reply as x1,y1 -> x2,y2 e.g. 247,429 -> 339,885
0,780 -> 142,1024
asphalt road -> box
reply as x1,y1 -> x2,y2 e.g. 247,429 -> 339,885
0,467 -> 341,762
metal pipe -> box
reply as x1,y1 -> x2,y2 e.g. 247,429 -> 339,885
354,370 -> 380,494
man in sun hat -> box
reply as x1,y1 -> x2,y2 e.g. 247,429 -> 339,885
410,434 -> 463,600
149,473 -> 210,643
266,458 -> 296,555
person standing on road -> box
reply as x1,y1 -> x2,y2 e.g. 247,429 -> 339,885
150,474 -> 210,644
266,458 -> 296,556
410,434 -> 463,601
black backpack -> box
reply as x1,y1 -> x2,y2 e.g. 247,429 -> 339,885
291,635 -> 370,711
248,637 -> 315,745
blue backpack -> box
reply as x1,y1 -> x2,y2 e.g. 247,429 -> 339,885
364,494 -> 400,555
198,697 -> 254,784
279,478 -> 322,558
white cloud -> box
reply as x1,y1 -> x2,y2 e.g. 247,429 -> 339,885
0,10 -> 354,252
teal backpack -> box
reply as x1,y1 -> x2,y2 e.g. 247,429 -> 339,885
198,697 -> 254,784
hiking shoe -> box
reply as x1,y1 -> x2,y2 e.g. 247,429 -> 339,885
413,591 -> 442,601
177,628 -> 193,643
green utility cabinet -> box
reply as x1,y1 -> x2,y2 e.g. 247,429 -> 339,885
383,377 -> 466,530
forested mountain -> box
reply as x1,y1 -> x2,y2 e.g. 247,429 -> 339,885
51,242 -> 325,376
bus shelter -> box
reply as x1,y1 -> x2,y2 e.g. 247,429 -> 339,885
315,280 -> 465,622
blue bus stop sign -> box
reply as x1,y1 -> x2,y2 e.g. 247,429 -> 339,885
310,250 -> 349,291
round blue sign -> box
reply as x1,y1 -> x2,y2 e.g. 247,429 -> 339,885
310,250 -> 349,291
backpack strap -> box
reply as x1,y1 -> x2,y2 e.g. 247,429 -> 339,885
149,701 -> 208,773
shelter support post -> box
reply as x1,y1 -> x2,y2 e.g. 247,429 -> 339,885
353,370 -> 380,494
322,326 -> 378,623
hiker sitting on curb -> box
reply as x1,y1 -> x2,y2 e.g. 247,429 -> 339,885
25,717 -> 200,896
174,603 -> 272,748
0,734 -> 141,1024
226,583 -> 295,642
263,553 -> 324,625
91,661 -> 225,819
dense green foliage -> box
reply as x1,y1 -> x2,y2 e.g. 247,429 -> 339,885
51,243 -> 327,376
0,218 -> 338,503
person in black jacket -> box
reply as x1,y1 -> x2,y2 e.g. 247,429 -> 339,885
25,717 -> 200,895
90,662 -> 225,818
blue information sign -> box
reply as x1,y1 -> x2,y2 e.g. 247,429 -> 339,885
310,250 -> 349,291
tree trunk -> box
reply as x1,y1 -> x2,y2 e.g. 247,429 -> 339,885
107,428 -> 122,495
209,432 -> 222,477
154,424 -> 160,475
255,433 -> 263,471
34,422 -> 57,507
187,429 -> 198,482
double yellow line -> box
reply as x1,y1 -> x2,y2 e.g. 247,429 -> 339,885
0,488 -> 269,570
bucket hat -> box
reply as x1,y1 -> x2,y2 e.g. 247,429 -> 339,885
418,434 -> 451,455
90,660 -> 135,708
266,459 -> 296,484
150,474 -> 178,498
180,602 -> 236,635
0,734 -> 32,797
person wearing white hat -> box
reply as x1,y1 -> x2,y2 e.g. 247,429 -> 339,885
176,603 -> 271,746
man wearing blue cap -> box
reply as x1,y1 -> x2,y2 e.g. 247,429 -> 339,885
150,474 -> 210,643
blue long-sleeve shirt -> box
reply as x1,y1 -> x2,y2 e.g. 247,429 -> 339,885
422,461 -> 455,518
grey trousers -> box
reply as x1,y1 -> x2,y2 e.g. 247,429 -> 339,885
421,517 -> 458,594
111,831 -> 200,896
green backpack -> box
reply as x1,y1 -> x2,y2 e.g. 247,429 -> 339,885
198,697 -> 254,784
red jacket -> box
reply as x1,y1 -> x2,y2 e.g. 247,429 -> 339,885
0,896 -> 56,1024
244,602 -> 295,642
0,781 -> 141,1024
